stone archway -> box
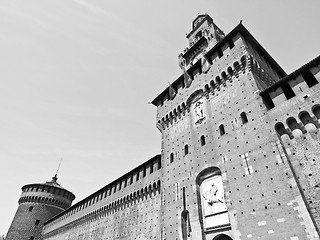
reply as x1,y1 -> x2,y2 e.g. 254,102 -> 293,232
213,234 -> 233,240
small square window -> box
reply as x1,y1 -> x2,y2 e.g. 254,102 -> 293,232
29,237 -> 34,240
35,220 -> 40,225
28,206 -> 34,212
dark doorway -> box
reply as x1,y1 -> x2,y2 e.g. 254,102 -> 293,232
213,234 -> 233,240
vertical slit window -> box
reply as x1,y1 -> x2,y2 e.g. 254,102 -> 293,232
184,144 -> 189,155
219,124 -> 225,136
240,112 -> 248,124
170,153 -> 174,163
200,135 -> 206,146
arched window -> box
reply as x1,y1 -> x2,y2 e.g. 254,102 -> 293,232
299,111 -> 314,126
219,124 -> 225,136
221,71 -> 227,81
312,105 -> 320,119
196,167 -> 230,232
210,80 -> 215,90
287,117 -> 300,131
275,122 -> 288,137
233,61 -> 240,71
227,67 -> 233,77
240,112 -> 248,124
216,76 -> 221,85
240,55 -> 247,68
204,84 -> 210,93
170,152 -> 174,163
213,234 -> 233,240
200,135 -> 206,146
184,144 -> 189,155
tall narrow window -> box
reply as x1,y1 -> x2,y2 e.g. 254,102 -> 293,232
170,153 -> 174,163
240,112 -> 248,124
200,135 -> 206,146
219,124 -> 225,136
299,112 -> 314,126
29,206 -> 33,212
35,220 -> 40,226
184,144 -> 189,155
275,122 -> 288,137
29,237 -> 34,240
287,117 -> 300,131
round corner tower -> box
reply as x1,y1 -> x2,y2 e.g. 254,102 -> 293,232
5,175 -> 75,240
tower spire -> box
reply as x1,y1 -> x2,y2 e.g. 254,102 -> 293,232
52,158 -> 62,183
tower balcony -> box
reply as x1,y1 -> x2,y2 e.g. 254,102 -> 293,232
179,36 -> 208,68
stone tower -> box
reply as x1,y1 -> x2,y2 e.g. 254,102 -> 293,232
152,14 -> 320,239
6,175 -> 75,240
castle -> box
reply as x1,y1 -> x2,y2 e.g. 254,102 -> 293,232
6,14 -> 320,240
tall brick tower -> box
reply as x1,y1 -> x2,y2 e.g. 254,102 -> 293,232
152,14 -> 320,239
5,175 -> 75,240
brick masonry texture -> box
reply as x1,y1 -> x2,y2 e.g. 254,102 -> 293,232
6,14 -> 320,240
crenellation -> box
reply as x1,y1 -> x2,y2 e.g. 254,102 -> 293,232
6,13 -> 320,240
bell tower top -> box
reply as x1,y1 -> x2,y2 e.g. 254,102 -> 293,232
179,14 -> 225,70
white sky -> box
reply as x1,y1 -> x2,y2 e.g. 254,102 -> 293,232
1,0 -> 320,235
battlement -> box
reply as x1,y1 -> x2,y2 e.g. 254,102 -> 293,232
260,55 -> 320,110
152,23 -> 287,134
42,155 -> 161,235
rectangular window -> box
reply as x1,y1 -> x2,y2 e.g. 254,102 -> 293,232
35,220 -> 40,226
29,237 -> 34,240
29,206 -> 34,212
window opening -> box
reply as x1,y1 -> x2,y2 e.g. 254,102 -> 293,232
170,153 -> 174,163
240,112 -> 248,124
275,123 -> 288,136
287,117 -> 300,131
299,112 -> 314,126
29,206 -> 33,212
184,144 -> 189,155
219,124 -> 225,136
35,220 -> 40,226
200,135 -> 206,146
313,105 -> 320,119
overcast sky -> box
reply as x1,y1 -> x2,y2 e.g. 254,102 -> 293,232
1,0 -> 320,235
